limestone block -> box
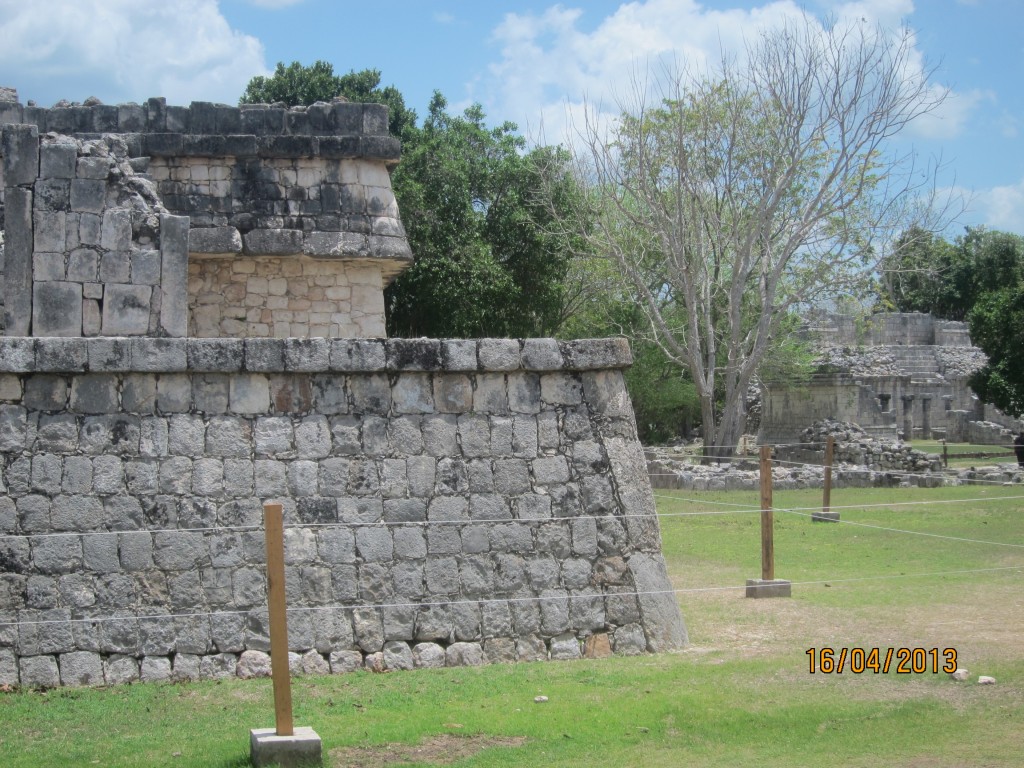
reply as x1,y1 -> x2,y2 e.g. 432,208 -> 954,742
19,655 -> 60,688
445,642 -> 484,667
229,374 -> 271,415
612,624 -> 647,656
187,338 -> 243,372
549,633 -> 583,661
30,282 -> 82,337
284,338 -> 329,371
189,227 -> 242,255
401,642 -> 441,669
243,228 -> 303,255
510,635 -> 544,662
329,339 -> 386,371
102,284 -> 153,335
244,338 -> 285,372
0,648 -> 18,687
67,249 -> 99,282
70,178 -> 105,213
326,650 -> 362,674
627,552 -> 687,652
131,249 -> 162,285
59,651 -> 104,686
391,374 -> 433,414
130,338 -> 188,372
2,124 -> 39,186
559,337 -> 632,370
478,339 -> 521,371
76,156 -> 111,181
3,189 -> 34,334
158,214 -> 190,338
140,657 -> 172,682
303,230 -> 367,258
39,142 -> 77,179
440,339 -> 478,371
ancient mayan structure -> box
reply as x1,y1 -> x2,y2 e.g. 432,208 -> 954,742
760,312 -> 1020,446
0,89 -> 685,688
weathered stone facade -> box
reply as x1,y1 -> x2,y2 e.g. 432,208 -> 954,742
0,337 -> 685,687
0,92 -> 410,339
0,90 -> 685,687
759,312 -> 1020,445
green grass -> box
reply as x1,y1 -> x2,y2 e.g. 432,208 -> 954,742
911,440 -> 1019,468
3,483 -> 1023,767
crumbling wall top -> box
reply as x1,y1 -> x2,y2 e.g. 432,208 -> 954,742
0,94 -> 399,165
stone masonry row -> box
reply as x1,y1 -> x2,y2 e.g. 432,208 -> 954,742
0,97 -> 395,142
0,336 -> 631,375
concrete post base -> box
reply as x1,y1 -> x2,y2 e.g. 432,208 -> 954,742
811,511 -> 840,522
745,578 -> 792,598
250,727 -> 322,767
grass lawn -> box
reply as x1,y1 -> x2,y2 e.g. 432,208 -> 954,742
908,440 -> 1019,469
3,484 -> 1022,767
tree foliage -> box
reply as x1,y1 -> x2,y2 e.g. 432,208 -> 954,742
386,94 -> 583,338
562,17 -> 950,456
881,226 -> 1022,321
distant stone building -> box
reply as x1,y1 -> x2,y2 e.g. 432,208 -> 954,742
759,312 -> 1021,446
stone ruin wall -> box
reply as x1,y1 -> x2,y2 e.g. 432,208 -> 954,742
761,312 -> 994,446
0,94 -> 411,341
0,336 -> 685,688
0,91 -> 685,687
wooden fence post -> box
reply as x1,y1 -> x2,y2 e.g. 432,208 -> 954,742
760,445 -> 774,581
250,502 -> 322,768
264,502 -> 293,737
745,446 -> 791,598
813,435 -> 839,522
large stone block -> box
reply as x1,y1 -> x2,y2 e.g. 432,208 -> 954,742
189,227 -> 242,255
32,282 -> 83,337
2,123 -> 39,186
101,284 -> 153,335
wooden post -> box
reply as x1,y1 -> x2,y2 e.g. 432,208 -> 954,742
263,502 -> 293,737
759,445 -> 774,581
942,440 -> 948,469
813,436 -> 839,522
746,445 -> 790,597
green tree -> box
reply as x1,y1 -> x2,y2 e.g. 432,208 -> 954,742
386,94 -> 581,338
968,283 -> 1024,417
240,61 -> 417,141
964,230 -> 1024,417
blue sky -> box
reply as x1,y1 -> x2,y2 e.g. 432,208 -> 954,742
1,0 -> 1022,233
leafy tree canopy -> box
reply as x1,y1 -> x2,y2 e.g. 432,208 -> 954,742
386,93 -> 584,338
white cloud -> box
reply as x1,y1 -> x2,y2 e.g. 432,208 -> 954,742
477,0 -> 980,147
969,180 -> 1024,234
245,0 -> 304,7
0,0 -> 269,107
910,88 -> 992,140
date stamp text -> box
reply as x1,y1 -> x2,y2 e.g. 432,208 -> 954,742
806,647 -> 957,674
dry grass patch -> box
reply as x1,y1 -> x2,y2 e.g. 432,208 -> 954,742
329,734 -> 528,767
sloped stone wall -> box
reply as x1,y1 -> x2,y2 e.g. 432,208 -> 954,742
0,336 -> 685,687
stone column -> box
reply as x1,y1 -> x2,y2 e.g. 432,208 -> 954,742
1,124 -> 39,336
901,394 -> 915,441
921,395 -> 932,439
